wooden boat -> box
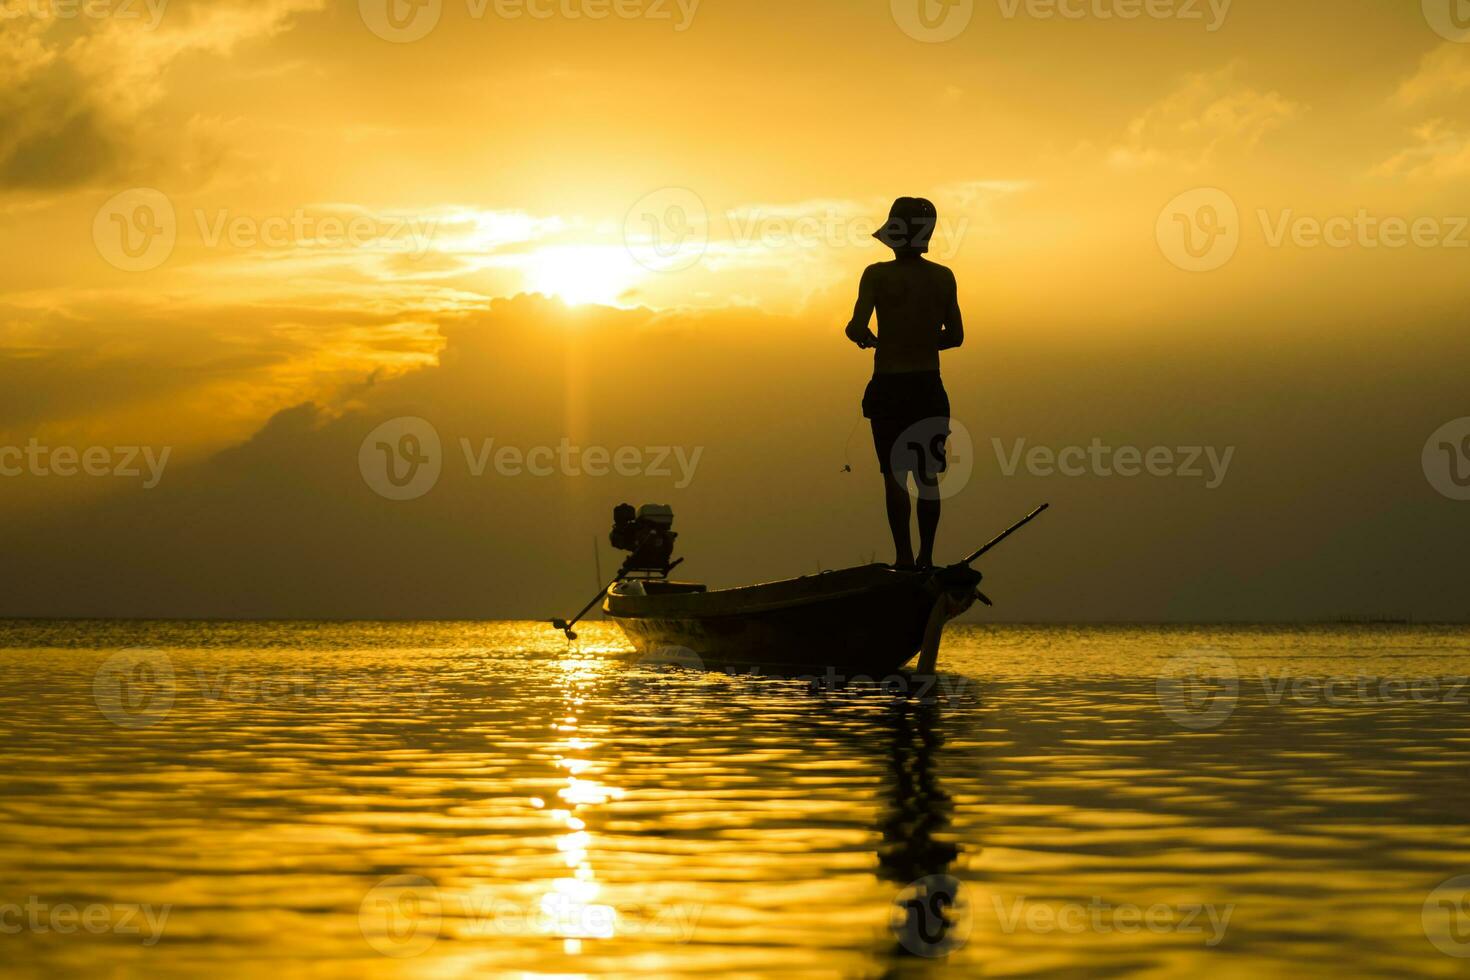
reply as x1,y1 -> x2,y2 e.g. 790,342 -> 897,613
569,504 -> 1050,676
604,561 -> 986,675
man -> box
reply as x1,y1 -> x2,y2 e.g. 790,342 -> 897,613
845,197 -> 964,570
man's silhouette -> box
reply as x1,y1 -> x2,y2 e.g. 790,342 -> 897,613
846,197 -> 964,570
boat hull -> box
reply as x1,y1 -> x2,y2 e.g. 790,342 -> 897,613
604,564 -> 981,675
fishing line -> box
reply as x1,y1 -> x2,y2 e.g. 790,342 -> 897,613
840,414 -> 865,474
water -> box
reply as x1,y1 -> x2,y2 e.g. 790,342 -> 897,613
1,621 -> 1467,978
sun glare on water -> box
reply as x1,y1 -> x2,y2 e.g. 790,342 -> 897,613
524,245 -> 646,307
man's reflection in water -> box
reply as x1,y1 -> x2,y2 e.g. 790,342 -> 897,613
877,694 -> 972,960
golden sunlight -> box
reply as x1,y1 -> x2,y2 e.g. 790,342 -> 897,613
523,245 -> 647,307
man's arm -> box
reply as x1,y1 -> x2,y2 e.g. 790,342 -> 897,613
845,266 -> 878,349
938,270 -> 964,350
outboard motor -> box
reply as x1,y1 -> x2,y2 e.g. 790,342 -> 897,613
610,503 -> 678,577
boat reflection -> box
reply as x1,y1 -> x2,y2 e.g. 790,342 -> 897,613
875,692 -> 973,961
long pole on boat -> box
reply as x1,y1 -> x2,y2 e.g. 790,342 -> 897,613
553,577 -> 620,641
961,503 -> 1050,566
593,536 -> 604,611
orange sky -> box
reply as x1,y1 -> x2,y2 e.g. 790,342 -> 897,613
1,0 -> 1468,619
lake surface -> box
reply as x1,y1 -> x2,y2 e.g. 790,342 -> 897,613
1,621 -> 1467,978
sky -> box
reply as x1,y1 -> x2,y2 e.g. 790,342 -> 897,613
0,0 -> 1468,620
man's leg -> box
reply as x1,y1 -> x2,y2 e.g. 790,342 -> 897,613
883,472 -> 915,568
916,482 -> 940,569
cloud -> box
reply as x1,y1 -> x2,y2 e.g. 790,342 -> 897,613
0,296 -> 852,618
1371,119 -> 1470,180
1393,44 -> 1470,108
0,293 -> 440,450
1374,46 -> 1470,180
0,0 -> 323,193
1105,64 -> 1301,171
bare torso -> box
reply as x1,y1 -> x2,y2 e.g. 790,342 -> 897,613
846,257 -> 963,375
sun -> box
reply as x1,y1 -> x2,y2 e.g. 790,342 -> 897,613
523,245 -> 646,307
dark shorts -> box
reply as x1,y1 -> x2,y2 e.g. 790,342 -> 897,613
863,371 -> 951,478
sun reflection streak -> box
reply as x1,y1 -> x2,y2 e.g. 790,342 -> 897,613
533,653 -> 627,952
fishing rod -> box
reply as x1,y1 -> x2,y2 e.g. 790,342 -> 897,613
961,503 -> 1050,567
